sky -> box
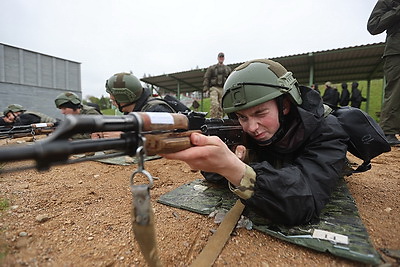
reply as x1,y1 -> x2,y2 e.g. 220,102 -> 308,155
0,0 -> 385,99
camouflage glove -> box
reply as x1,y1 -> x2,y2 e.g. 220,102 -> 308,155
203,86 -> 209,93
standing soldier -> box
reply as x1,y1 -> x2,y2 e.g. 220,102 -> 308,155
349,82 -> 367,109
367,0 -> 400,145
203,52 -> 232,118
322,81 -> 339,107
339,82 -> 350,106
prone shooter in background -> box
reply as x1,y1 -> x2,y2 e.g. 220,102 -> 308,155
3,104 -> 56,126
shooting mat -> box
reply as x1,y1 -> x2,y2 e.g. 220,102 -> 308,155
158,178 -> 382,265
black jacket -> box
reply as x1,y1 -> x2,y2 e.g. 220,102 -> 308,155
350,88 -> 367,108
125,88 -> 175,114
243,87 -> 348,225
322,87 -> 339,107
339,88 -> 350,106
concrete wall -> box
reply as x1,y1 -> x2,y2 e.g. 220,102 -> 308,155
0,43 -> 81,120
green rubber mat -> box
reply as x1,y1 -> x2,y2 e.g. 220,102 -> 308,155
158,178 -> 382,265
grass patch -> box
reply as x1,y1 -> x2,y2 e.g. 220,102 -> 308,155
101,108 -> 115,115
0,199 -> 9,212
319,79 -> 383,122
0,199 -> 10,260
0,246 -> 7,262
192,98 -> 211,115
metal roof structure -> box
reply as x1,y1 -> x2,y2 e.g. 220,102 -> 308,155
141,42 -> 385,94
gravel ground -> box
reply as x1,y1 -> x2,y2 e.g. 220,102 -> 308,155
0,137 -> 399,266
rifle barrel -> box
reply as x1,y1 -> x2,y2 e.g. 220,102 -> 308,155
0,135 -> 139,170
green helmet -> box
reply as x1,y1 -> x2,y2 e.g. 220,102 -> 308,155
54,92 -> 81,108
105,72 -> 143,103
222,59 -> 302,114
3,104 -> 26,115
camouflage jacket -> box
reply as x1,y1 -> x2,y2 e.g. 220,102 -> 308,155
14,110 -> 56,125
71,105 -> 102,140
203,63 -> 232,90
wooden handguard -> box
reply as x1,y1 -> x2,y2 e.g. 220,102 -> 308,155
144,130 -> 201,156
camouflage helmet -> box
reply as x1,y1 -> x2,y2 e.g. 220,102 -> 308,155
105,72 -> 143,103
222,59 -> 302,114
54,92 -> 81,108
3,104 -> 26,115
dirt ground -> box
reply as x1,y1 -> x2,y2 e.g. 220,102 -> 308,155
0,136 -> 399,267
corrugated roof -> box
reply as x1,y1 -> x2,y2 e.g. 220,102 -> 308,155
141,42 -> 385,93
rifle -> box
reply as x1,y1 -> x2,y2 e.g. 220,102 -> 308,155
0,111 -> 245,266
0,123 -> 57,140
0,111 -> 245,172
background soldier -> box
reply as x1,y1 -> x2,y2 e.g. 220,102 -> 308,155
105,72 -> 175,114
3,104 -> 56,126
349,82 -> 367,108
203,52 -> 232,118
93,72 -> 175,139
367,0 -> 400,145
322,81 -> 339,107
55,92 -> 102,116
339,82 -> 350,106
54,92 -> 102,139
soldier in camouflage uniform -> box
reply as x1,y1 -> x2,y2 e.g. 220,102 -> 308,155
92,72 -> 175,139
54,92 -> 102,139
368,0 -> 400,145
105,72 -> 175,114
203,52 -> 232,118
3,104 -> 56,126
163,59 -> 349,226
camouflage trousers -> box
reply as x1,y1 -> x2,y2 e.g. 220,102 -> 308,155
209,86 -> 223,118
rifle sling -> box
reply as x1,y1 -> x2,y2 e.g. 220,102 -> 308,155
131,184 -> 162,267
190,199 -> 245,267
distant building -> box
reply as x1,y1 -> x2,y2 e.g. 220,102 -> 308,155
0,43 -> 81,120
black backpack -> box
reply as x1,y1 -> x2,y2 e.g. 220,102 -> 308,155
162,95 -> 191,112
332,106 -> 391,173
145,95 -> 191,113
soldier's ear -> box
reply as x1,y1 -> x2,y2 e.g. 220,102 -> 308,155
283,97 -> 291,115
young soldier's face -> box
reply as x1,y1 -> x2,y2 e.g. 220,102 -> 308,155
235,99 -> 283,142
6,112 -> 18,122
59,107 -> 79,115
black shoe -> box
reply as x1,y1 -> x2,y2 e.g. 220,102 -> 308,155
385,134 -> 400,146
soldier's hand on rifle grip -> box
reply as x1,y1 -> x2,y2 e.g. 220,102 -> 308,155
161,132 -> 246,187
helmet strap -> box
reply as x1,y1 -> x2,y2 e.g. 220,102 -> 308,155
117,102 -> 134,113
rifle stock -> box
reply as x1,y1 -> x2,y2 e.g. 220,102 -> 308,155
0,111 -> 245,171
